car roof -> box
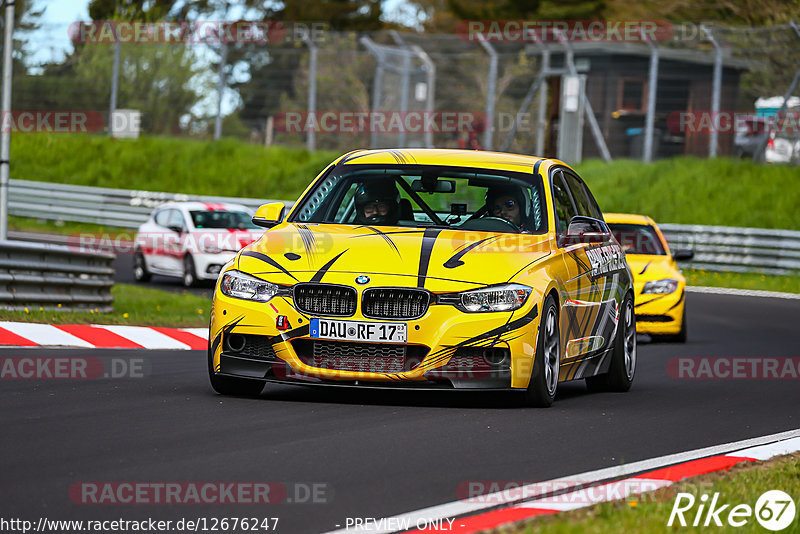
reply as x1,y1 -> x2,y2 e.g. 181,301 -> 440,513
337,148 -> 555,174
156,201 -> 249,212
604,212 -> 656,225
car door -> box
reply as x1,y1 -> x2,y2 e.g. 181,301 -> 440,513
162,209 -> 188,275
144,209 -> 171,271
560,169 -> 622,360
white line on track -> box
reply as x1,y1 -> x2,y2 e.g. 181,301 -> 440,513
322,428 -> 800,534
686,285 -> 800,300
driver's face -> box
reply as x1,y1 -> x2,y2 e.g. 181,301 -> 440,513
491,195 -> 521,225
362,201 -> 391,218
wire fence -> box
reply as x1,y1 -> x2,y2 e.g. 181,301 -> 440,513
11,20 -> 800,164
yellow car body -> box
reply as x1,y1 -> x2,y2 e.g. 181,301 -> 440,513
208,149 -> 636,405
605,213 -> 688,341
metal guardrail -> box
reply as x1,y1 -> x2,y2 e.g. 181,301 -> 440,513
660,224 -> 800,275
9,179 -> 291,229
0,240 -> 115,311
9,180 -> 800,275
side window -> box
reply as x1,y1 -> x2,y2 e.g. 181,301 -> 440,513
551,173 -> 577,234
167,209 -> 186,230
153,210 -> 169,227
562,172 -> 595,219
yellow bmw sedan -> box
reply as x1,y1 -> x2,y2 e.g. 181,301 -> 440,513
208,149 -> 636,406
605,213 -> 694,343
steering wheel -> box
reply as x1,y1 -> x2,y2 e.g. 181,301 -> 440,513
459,216 -> 521,233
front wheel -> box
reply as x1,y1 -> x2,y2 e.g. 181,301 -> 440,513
586,293 -> 636,392
183,255 -> 198,288
133,250 -> 151,282
522,295 -> 560,407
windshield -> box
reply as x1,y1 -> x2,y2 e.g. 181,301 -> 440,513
189,210 -> 258,230
289,165 -> 547,234
609,223 -> 666,255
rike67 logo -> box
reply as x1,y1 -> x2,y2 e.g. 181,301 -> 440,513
668,490 -> 796,531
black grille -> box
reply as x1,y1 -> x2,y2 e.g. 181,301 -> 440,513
226,334 -> 278,360
292,339 -> 427,373
636,314 -> 673,323
362,288 -> 430,319
293,284 -> 357,316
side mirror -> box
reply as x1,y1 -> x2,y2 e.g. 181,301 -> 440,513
673,249 -> 694,261
252,202 -> 285,229
560,216 -> 612,246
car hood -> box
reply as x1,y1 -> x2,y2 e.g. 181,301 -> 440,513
235,223 -> 553,291
625,254 -> 683,287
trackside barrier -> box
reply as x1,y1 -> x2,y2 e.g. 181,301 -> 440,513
8,179 -> 291,229
0,240 -> 115,312
660,223 -> 800,275
9,180 -> 799,275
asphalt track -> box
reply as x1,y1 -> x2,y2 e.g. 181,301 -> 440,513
1,292 -> 799,533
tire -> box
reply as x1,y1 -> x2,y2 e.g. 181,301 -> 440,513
207,345 -> 264,396
183,255 -> 198,288
133,250 -> 151,282
659,306 -> 687,343
586,293 -> 636,392
521,294 -> 560,407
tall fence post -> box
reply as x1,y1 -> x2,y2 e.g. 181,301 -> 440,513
214,42 -> 228,141
411,45 -> 436,148
108,40 -> 120,137
642,29 -> 659,163
476,34 -> 497,151
302,31 -> 318,151
360,36 -> 385,149
0,0 -> 16,240
535,43 -> 550,156
390,32 -> 411,147
701,25 -> 722,158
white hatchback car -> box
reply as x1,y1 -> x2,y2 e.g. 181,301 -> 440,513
134,201 -> 263,287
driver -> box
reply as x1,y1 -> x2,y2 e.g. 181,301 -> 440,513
354,181 -> 400,226
485,186 -> 530,232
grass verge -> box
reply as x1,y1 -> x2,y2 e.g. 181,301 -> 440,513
506,453 -> 800,534
12,134 -> 800,229
682,268 -> 800,294
0,283 -> 210,327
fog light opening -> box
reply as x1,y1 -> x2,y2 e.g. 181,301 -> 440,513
226,333 -> 246,352
483,348 -> 510,367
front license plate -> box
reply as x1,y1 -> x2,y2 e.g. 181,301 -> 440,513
310,318 -> 407,343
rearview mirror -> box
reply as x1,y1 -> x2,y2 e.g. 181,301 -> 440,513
560,216 -> 612,246
252,202 -> 285,229
672,249 -> 694,261
411,179 -> 456,193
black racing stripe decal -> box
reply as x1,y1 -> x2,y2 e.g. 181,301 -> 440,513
639,262 -> 652,275
212,316 -> 245,370
422,305 -> 539,369
362,226 -> 401,257
240,251 -> 299,282
635,294 -> 669,308
268,323 -> 310,345
296,224 -> 318,263
284,253 -> 301,261
417,228 -> 443,288
310,250 -> 348,283
666,290 -> 685,312
443,236 -> 497,269
351,228 -> 427,237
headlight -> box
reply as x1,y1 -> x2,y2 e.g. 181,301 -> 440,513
459,284 -> 531,312
642,279 -> 678,294
220,270 -> 278,301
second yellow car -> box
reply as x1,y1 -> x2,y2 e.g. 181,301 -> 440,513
605,213 -> 693,342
